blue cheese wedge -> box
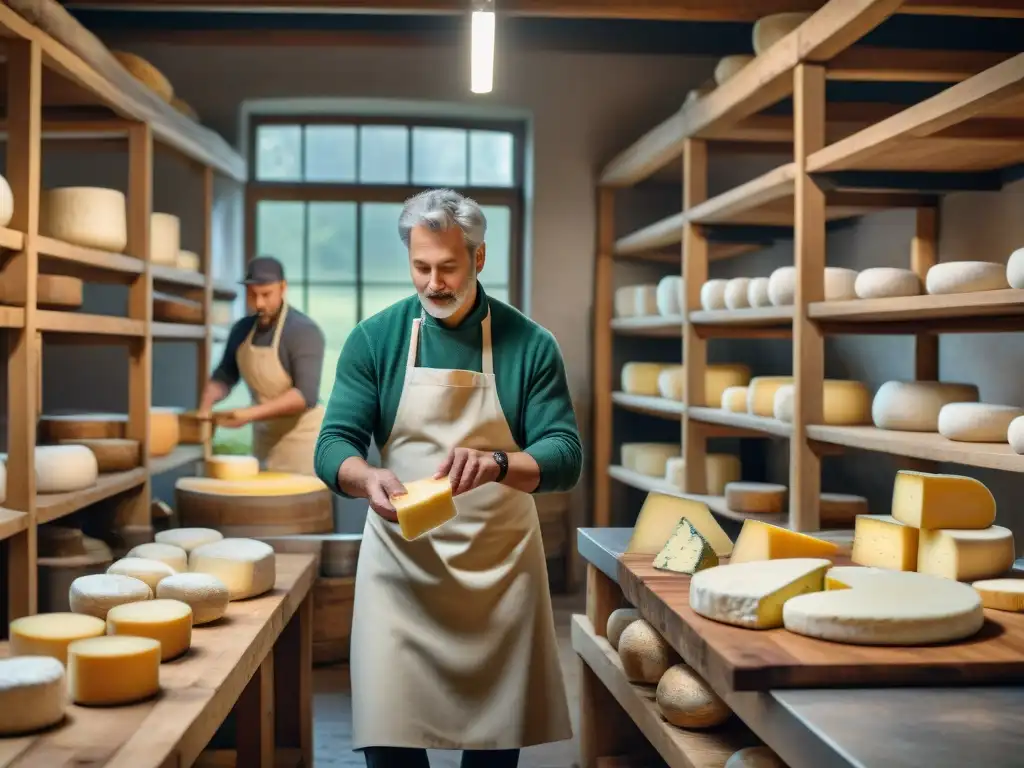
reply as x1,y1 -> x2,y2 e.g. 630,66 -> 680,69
654,518 -> 719,575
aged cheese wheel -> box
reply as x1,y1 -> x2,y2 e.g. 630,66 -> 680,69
206,454 -> 260,481
700,279 -> 728,310
618,619 -> 679,684
1008,415 -> 1024,455
150,407 -> 181,457
34,445 -> 99,494
153,292 -> 203,324
150,213 -> 181,266
9,613 -> 106,666
656,664 -> 731,729
726,746 -> 787,768
40,187 -> 128,253
176,250 -> 201,271
312,576 -> 355,665
1008,247 -> 1024,289
175,473 -> 334,536
854,267 -> 921,299
605,608 -> 640,650
621,443 -> 679,477
614,284 -> 659,317
714,55 -> 754,85
622,362 -> 670,397
171,96 -> 199,121
0,274 -> 84,309
746,377 -> 793,417
752,12 -> 811,54
41,411 -> 179,457
107,557 -> 176,593
188,538 -> 276,600
37,531 -> 113,613
724,277 -> 751,310
773,380 -> 871,425
656,276 -> 684,316
112,51 -> 174,102
664,454 -> 741,496
0,656 -> 67,736
156,572 -> 229,625
972,578 -> 1024,612
768,266 -> 858,306
657,364 -> 751,406
58,438 -> 140,472
0,174 -> 12,228
126,542 -> 188,572
747,277 -> 771,308
66,635 -> 161,705
725,482 -> 787,514
872,380 -> 979,431
937,402 -> 1023,443
721,386 -> 748,412
926,261 -> 1008,295
69,573 -> 152,619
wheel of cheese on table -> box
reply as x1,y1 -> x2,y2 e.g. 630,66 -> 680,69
0,657 -> 66,736
605,608 -> 640,651
126,542 -> 188,573
0,274 -> 84,310
783,566 -> 984,645
67,635 -> 161,706
972,579 -> 1024,612
745,376 -> 793,417
106,599 -> 193,661
721,385 -> 748,412
189,538 -> 276,600
206,454 -> 261,481
35,445 -> 99,494
154,291 -> 204,324
621,443 -> 679,477
851,514 -> 918,571
0,174 -> 12,228
700,279 -> 728,310
176,250 -> 201,271
891,470 -> 995,530
854,267 -> 921,299
918,526 -> 1015,582
664,453 -> 741,496
627,493 -> 734,557
621,362 -> 669,397
690,558 -> 832,629
926,261 -> 1009,295
871,380 -> 979,431
155,527 -> 224,553
9,613 -> 106,665
171,96 -> 199,121
656,663 -> 730,729
112,51 -> 174,102
149,212 -> 181,265
69,573 -> 152,619
724,277 -> 751,310
618,619 -> 678,684
156,572 -> 230,625
773,379 -> 871,425
656,276 -> 684,316
746,277 -> 771,308
725,482 -> 786,515
752,11 -> 811,54
107,557 -> 177,593
39,187 -> 128,253
175,473 -> 333,536
714,55 -> 754,85
729,520 -> 840,564
937,402 -> 1023,443
768,266 -> 858,306
57,437 -> 140,472
726,746 -> 787,768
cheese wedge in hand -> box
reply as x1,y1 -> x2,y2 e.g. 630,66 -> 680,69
392,477 -> 458,540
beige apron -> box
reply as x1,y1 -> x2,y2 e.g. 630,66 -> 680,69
350,308 -> 572,751
236,303 -> 325,475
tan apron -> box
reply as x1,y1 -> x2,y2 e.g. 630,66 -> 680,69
350,308 -> 572,751
236,303 -> 325,475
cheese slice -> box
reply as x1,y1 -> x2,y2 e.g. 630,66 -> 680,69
917,526 -> 1015,582
0,657 -> 66,736
627,493 -> 733,557
653,518 -> 719,575
972,578 -> 1024,612
9,613 -> 106,665
107,557 -> 176,592
156,572 -> 230,625
891,470 -> 996,530
106,599 -> 193,661
689,558 -> 831,629
66,636 -> 161,705
189,538 -> 276,600
69,573 -> 153,619
126,542 -> 188,572
851,514 -> 919,571
155,527 -> 224,553
390,476 -> 458,540
729,520 -> 840,564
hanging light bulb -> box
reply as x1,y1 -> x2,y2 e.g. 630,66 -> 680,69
470,0 -> 495,94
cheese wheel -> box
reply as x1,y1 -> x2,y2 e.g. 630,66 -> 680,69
721,386 -> 748,412
854,267 -> 921,299
57,438 -> 140,472
154,408 -> 182,457
606,608 -> 640,650
656,276 -> 684,316
1009,415 -> 1024,455
622,362 -> 669,397
0,274 -> 87,310
614,286 -> 635,318
206,454 -> 261,481
655,664 -> 731,729
752,12 -> 811,54
700,279 -> 728,310
106,599 -> 193,661
36,445 -> 99,494
773,380 -> 871,425
724,277 -> 751,310
927,261 -> 1009,295
614,284 -> 658,317
156,572 -> 230,625
155,527 -> 224,553
9,613 -> 106,665
69,573 -> 152,619
747,277 -> 771,308
1007,247 -> 1024,289
726,747 -> 787,768
772,384 -> 795,422
149,212 -> 181,265
825,267 -> 860,301
657,366 -> 684,400
768,266 -> 858,306
176,250 -> 201,271
664,454 -> 741,496
40,187 -> 128,253
972,578 -> 1024,612
189,538 -> 276,600
617,619 -> 678,684
714,55 -> 754,85
937,402 -> 1023,443
107,557 -> 176,593
39,412 -> 125,441
112,51 -> 174,101
126,542 -> 188,572
67,635 -> 161,705
725,482 -> 787,515
621,443 -> 679,477
746,377 -> 793,417
658,364 -> 751,406
154,292 -> 204,324
918,526 -> 1015,582
0,174 -> 12,228
0,657 -> 66,736
872,380 -> 979,431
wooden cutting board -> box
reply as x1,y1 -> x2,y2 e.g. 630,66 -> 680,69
618,552 -> 1024,693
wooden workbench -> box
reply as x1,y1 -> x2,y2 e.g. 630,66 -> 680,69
0,552 -> 316,768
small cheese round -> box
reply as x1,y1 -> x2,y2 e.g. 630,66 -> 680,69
721,386 -> 748,413
726,746 -> 787,768
724,277 -> 751,310
926,261 -> 1009,295
725,482 -> 787,515
1007,247 -> 1024,289
107,557 -> 177,593
126,542 -> 188,572
155,527 -> 224,553
655,664 -> 731,729
768,266 -> 858,306
776,380 -> 871,425
67,636 -> 161,706
618,619 -> 678,684
106,599 -> 193,661
157,572 -> 230,625
700,279 -> 728,311
69,573 -> 153,619
622,362 -> 667,397
767,267 -> 795,306
872,380 -> 979,432
747,277 -> 771,308
657,366 -> 684,401
937,402 -> 1023,443
606,608 -> 640,650
854,267 -> 921,299
752,12 -> 811,54
0,656 -> 66,736
189,538 -> 277,600
1008,415 -> 1024,455
656,276 -> 684,317
176,250 -> 201,271
9,613 -> 106,665
714,55 -> 754,85
57,437 -> 140,472
972,579 -> 1024,612
824,267 -> 858,301
36,444 -> 99,494
205,454 -> 261,481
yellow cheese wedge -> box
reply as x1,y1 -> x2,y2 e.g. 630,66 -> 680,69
391,477 -> 457,540
66,635 -> 161,705
105,599 -> 193,661
851,514 -> 919,571
9,613 -> 106,665
891,470 -> 995,530
627,492 -> 733,557
728,520 -> 840,564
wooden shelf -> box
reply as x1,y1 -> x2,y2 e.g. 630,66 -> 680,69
611,315 -> 683,336
0,508 -> 28,542
37,236 -> 143,282
689,306 -> 794,336
688,407 -> 793,439
0,226 -> 24,252
36,467 -> 147,525
153,322 -> 207,340
0,307 -> 25,329
37,311 -> 145,338
612,392 -> 685,420
809,289 -> 1024,332
151,264 -> 206,291
151,444 -> 204,475
213,279 -> 239,300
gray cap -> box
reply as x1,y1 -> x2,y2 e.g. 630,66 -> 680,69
241,256 -> 285,285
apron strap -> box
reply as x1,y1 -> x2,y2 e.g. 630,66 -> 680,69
271,303 -> 290,350
409,303 -> 493,376
403,317 -> 422,390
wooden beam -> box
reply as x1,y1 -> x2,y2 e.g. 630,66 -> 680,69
591,187 -> 614,529
828,47 -> 1010,84
681,139 -> 708,496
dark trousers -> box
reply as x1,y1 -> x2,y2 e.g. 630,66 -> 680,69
363,746 -> 520,768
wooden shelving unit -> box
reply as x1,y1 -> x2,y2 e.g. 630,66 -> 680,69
592,0 -> 1024,535
0,2 -> 245,623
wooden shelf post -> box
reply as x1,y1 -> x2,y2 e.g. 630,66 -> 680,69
592,187 -> 615,528
199,166 -> 215,461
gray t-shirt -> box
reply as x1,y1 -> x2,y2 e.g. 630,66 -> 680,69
212,306 -> 325,408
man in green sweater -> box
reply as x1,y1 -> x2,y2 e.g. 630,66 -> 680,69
315,189 -> 581,768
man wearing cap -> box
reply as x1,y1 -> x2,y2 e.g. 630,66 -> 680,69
198,255 -> 326,475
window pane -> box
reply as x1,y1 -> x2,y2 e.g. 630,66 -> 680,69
480,205 -> 511,288
359,126 -> 408,184
304,125 -> 357,182
308,202 -> 357,282
362,284 -> 415,321
411,127 -> 467,186
360,203 -> 408,283
486,285 -> 510,305
469,130 -> 514,187
308,286 -> 359,403
256,201 -> 305,281
256,125 -> 301,181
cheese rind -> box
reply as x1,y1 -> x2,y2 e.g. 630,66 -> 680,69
724,482 -> 786,515
107,557 -> 177,593
655,663 -> 731,729
621,362 -> 668,397
746,377 -> 793,417
155,527 -> 224,553
156,572 -> 230,625
891,470 -> 995,530
851,514 -> 919,571
972,578 -> 1024,612
106,599 -> 193,661
126,542 -> 188,573
746,277 -> 771,308
69,573 -> 153,619
35,444 -> 99,494
854,267 -> 921,299
618,619 -> 679,683
40,187 -> 128,253
656,276 -> 684,316
189,538 -> 277,599
700,279 -> 728,310
0,656 -> 66,736
937,402 -> 1023,443
872,380 -> 980,431
917,526 -> 1015,582
627,493 -> 734,557
729,520 -> 840,564
606,608 -> 640,650
9,613 -> 106,665
67,636 -> 161,705
926,260 -> 1009,295
724,278 -> 751,310
205,454 -> 261,480
774,380 -> 871,425
654,519 -> 719,574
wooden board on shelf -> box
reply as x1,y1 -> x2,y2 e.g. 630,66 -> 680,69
0,508 -> 28,541
37,310 -> 144,338
618,553 -> 1024,693
612,392 -> 685,419
809,289 -> 1024,333
36,466 -> 147,524
688,406 -> 793,439
610,315 -> 683,336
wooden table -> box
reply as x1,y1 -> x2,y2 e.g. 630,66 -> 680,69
576,527 -> 1024,768
0,552 -> 317,768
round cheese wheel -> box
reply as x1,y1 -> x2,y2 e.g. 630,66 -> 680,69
156,572 -> 230,625
725,482 -> 787,514
937,402 -> 1023,443
769,266 -> 858,306
721,386 -> 748,412
747,276 -> 771,308
126,542 -> 188,572
40,187 -> 128,253
150,213 -> 181,266
107,557 -> 177,593
112,51 -> 174,102
700,279 -> 728,311
106,599 -> 193,661
153,292 -> 203,324
0,656 -> 66,736
1008,415 -> 1024,455
655,663 -> 731,729
57,438 -> 140,472
714,55 -> 754,85
176,250 -> 201,271
39,412 -> 125,441
1007,247 -> 1024,289
188,538 -> 277,600
657,366 -> 684,401
618,619 -> 678,684
0,174 -> 13,228
205,454 -> 261,481
872,380 -> 980,431
36,274 -> 84,310
36,445 -> 99,494
926,261 -> 1009,295
746,376 -> 794,417
155,527 -> 224,553
724,277 -> 751,310
634,284 -> 658,316
622,362 -> 668,397
66,635 -> 161,706
972,578 -> 1024,612
825,267 -> 858,301
854,267 -> 921,299
8,613 -> 106,665
605,607 -> 640,650
69,573 -> 152,619
774,380 -> 871,425
726,746 -> 787,768
773,384 -> 795,422
150,407 -> 182,457
656,276 -> 684,316
767,267 -> 795,306
752,12 -> 811,54
621,443 -> 679,478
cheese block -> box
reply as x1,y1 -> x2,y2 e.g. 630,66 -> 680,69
57,437 -> 140,472
206,454 -> 261,480
854,267 -> 921,299
690,558 -> 832,629
9,613 -> 106,665
150,212 -> 181,266
721,386 -> 748,412
938,402 -> 1023,443
851,514 -> 919,571
657,364 -> 751,406
783,566 -> 984,645
729,520 -> 840,564
69,573 -> 153,619
618,619 -> 679,684
627,493 -> 734,557
724,277 -> 751,310
0,657 -> 66,736
747,277 -> 771,308
714,55 -> 754,85
664,453 -> 741,496
67,635 -> 161,705
656,276 -> 684,316
726,747 -> 787,768
389,477 -> 458,540
768,266 -> 858,306
156,572 -> 230,625
918,526 -> 1015,582
724,482 -> 787,515
872,380 -> 979,431
106,599 -> 193,661
112,51 -> 174,101
1009,415 -> 1024,454
891,470 -> 995,530
752,11 -> 811,54
189,538 -> 277,600
926,261 -> 1009,295
657,366 -> 684,400
654,518 -> 719,574
155,527 -> 224,553
39,187 -> 128,253
621,443 -> 679,477
746,376 -> 793,417
700,279 -> 728,310
656,663 -> 731,729
606,608 -> 640,650
621,362 -> 669,397
35,445 -> 99,494
107,557 -> 177,593
972,578 -> 1024,611
176,250 -> 201,271
126,542 -> 188,573
153,292 -> 203,324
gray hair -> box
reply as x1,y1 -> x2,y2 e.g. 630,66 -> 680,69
398,188 -> 487,255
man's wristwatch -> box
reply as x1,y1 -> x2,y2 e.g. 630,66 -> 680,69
492,450 -> 509,483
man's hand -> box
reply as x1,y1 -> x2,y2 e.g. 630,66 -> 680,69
215,408 -> 254,429
434,448 -> 500,496
365,468 -> 407,522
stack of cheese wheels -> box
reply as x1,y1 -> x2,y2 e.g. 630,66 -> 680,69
39,187 -> 128,253
772,380 -> 871,425
614,284 -> 658,317
0,656 -> 68,736
175,474 -> 334,536
0,274 -> 84,310
206,454 -> 261,480
58,437 -> 140,472
39,409 -> 181,459
926,261 -> 1009,295
871,380 -> 979,432
112,51 -> 174,102
657,363 -> 751,406
656,275 -> 684,316
189,538 -> 277,600
176,250 -> 201,271
768,266 -> 858,306
37,527 -> 113,612
150,213 -> 181,265
154,292 -> 204,324
937,402 -> 1024,443
664,453 -> 741,496
621,443 -> 679,478
752,11 -> 811,54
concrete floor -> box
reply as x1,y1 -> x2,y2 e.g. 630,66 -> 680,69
313,594 -> 584,768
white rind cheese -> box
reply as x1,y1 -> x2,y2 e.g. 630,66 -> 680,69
189,538 -> 277,600
107,557 -> 177,593
724,277 -> 751,310
872,380 -> 979,432
926,261 -> 1009,295
972,578 -> 1024,612
36,444 -> 99,494
854,267 -> 921,299
126,542 -> 188,573
69,573 -> 153,619
614,284 -> 658,317
937,402 -> 1023,443
768,266 -> 858,306
155,527 -> 224,553
0,656 -> 66,736
40,187 -> 128,253
700,279 -> 728,311
746,277 -> 771,308
1008,415 -> 1024,454
157,572 -> 231,625
656,276 -> 684,316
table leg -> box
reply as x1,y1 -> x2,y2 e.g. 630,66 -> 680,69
275,594 -> 314,766
237,653 -> 275,768
587,564 -> 625,639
